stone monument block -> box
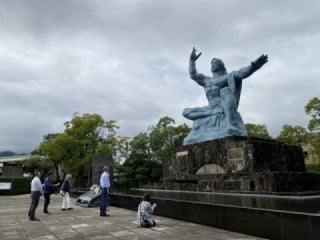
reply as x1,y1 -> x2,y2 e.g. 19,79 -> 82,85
92,154 -> 113,186
162,136 -> 317,193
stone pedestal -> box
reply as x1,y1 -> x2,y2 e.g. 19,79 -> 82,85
92,154 -> 113,186
163,136 -> 320,193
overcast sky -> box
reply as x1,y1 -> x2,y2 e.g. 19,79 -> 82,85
0,0 -> 319,153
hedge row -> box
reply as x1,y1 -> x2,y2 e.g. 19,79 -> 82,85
0,177 -> 32,195
306,163 -> 320,174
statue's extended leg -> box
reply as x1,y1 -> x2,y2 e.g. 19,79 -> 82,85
183,107 -> 214,120
220,88 -> 238,130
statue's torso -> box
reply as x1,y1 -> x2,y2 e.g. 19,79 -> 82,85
204,75 -> 229,105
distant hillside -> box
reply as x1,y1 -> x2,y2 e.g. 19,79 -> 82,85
0,151 -> 17,157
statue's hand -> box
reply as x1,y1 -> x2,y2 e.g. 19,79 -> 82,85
190,47 -> 202,61
252,54 -> 268,69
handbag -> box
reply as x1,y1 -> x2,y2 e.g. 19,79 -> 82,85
60,180 -> 66,196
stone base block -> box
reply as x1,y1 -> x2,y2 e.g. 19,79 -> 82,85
162,136 -> 320,193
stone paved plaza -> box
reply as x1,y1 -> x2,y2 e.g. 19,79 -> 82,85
0,194 -> 267,240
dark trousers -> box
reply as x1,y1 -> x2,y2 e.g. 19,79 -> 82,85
28,191 -> 40,219
141,219 -> 156,228
43,193 -> 50,212
99,188 -> 108,215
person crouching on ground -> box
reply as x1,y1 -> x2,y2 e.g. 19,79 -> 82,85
61,174 -> 73,211
137,192 -> 157,228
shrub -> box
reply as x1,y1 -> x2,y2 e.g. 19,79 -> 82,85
0,177 -> 31,195
306,163 -> 320,174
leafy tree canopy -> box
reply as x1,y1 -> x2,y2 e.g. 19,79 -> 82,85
304,97 -> 320,158
276,124 -> 309,146
115,116 -> 190,189
149,116 -> 190,164
305,97 -> 320,132
245,123 -> 272,139
31,113 -> 121,187
22,156 -> 54,179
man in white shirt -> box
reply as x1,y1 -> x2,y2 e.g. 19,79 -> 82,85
28,170 -> 43,221
99,166 -> 110,217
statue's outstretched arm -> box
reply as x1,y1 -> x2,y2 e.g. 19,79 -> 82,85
235,54 -> 268,79
189,47 -> 206,86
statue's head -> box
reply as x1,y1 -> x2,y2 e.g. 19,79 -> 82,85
211,58 -> 227,74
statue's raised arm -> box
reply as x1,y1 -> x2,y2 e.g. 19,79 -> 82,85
252,54 -> 268,70
190,47 -> 202,62
235,54 -> 268,80
189,47 -> 205,86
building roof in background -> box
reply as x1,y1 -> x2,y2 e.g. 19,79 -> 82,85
0,155 -> 31,163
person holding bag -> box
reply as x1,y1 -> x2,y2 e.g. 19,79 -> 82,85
61,174 -> 73,211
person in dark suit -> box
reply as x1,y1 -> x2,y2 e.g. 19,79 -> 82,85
43,171 -> 60,214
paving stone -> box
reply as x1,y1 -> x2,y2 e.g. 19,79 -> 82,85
110,230 -> 135,237
0,194 -> 268,240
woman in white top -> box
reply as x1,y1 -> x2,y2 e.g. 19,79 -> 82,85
61,174 -> 73,211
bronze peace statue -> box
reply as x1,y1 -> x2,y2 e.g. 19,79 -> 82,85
183,47 -> 268,145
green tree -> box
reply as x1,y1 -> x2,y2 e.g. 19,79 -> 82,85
311,133 -> 320,157
305,97 -> 320,132
245,123 -> 272,139
276,125 -> 309,146
33,133 -> 77,182
305,97 -> 320,158
115,132 -> 151,189
64,114 -> 121,187
22,156 -> 54,178
149,116 -> 190,164
32,113 -> 122,187
115,116 -> 190,190
96,120 -> 122,159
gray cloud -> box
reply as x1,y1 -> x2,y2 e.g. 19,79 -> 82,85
0,0 -> 319,153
